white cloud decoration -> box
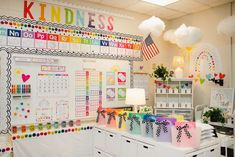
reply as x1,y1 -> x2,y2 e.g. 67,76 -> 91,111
138,16 -> 165,38
163,29 -> 177,44
164,24 -> 203,48
217,15 -> 235,37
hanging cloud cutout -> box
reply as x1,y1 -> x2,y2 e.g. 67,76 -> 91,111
164,24 -> 203,48
174,24 -> 203,47
217,15 -> 235,37
163,29 -> 177,44
138,16 -> 165,38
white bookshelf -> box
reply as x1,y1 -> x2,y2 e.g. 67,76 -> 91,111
154,78 -> 193,121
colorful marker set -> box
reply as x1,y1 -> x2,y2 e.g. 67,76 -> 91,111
11,84 -> 31,95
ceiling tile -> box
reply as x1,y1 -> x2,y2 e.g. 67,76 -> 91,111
195,0 -> 234,6
152,7 -> 183,17
166,0 -> 206,13
164,12 -> 187,19
127,1 -> 161,14
100,0 -> 139,9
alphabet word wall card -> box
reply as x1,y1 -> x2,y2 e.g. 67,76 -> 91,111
75,71 -> 102,118
0,16 -> 143,61
37,73 -> 69,97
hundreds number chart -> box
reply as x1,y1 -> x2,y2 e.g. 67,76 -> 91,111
37,73 -> 69,97
75,71 -> 102,118
75,71 -> 87,117
89,71 -> 102,116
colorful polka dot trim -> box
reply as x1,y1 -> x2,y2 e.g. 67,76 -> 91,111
12,126 -> 93,141
0,19 -> 141,42
0,147 -> 13,153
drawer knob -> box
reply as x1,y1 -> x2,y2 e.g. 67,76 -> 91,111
98,131 -> 101,133
143,146 -> 148,149
98,151 -> 101,154
109,134 -> 113,137
126,140 -> 130,143
210,149 -> 214,152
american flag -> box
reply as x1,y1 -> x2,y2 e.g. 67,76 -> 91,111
142,35 -> 159,60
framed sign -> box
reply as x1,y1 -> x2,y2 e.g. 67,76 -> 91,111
210,88 -> 234,114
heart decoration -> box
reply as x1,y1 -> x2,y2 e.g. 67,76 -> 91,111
188,74 -> 194,78
206,74 -> 212,80
197,74 -> 201,78
163,85 -> 167,88
167,86 -> 171,89
194,78 -> 198,83
214,73 -> 218,78
158,83 -> 162,86
200,78 -> 205,85
219,73 -> 225,79
22,74 -> 31,83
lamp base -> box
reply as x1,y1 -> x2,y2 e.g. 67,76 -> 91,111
175,67 -> 183,78
133,106 -> 138,113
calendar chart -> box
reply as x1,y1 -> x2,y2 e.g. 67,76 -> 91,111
37,73 -> 69,97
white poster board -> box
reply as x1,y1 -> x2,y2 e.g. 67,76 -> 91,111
210,88 -> 234,114
10,53 -> 130,126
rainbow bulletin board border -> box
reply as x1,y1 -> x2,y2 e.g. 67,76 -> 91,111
190,43 -> 222,76
0,16 -> 143,61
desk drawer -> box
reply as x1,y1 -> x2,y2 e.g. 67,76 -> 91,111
94,128 -> 106,150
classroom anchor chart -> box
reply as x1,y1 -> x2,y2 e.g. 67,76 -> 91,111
75,71 -> 102,118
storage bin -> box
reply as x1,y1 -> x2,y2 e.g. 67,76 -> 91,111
153,117 -> 176,142
171,122 -> 201,148
106,110 -> 117,128
96,108 -> 106,125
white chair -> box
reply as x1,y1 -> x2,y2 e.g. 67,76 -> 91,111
194,105 -> 205,121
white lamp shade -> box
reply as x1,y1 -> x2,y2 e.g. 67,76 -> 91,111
125,88 -> 146,106
173,56 -> 184,67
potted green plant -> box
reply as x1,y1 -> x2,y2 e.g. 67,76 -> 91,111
203,107 -> 225,124
151,64 -> 171,82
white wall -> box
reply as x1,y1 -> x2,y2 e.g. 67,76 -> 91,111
167,3 -> 234,107
232,2 -> 235,88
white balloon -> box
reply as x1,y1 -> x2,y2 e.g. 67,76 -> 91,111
217,15 -> 235,37
138,16 -> 165,38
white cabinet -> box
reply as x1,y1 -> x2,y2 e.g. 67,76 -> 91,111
94,128 -> 106,151
94,128 -> 121,156
137,142 -> 156,157
120,137 -> 138,157
94,126 -> 220,157
185,144 -> 220,157
106,132 -> 120,156
204,145 -> 220,157
94,148 -> 114,157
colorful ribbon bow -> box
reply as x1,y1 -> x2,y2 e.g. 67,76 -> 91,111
107,112 -> 116,124
142,119 -> 153,134
128,115 -> 140,131
118,112 -> 127,128
155,120 -> 169,137
96,110 -> 106,123
176,124 -> 192,143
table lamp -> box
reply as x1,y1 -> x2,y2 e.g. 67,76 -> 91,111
125,88 -> 146,113
173,56 -> 184,78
